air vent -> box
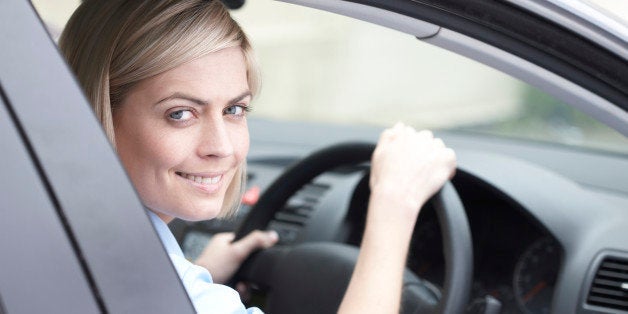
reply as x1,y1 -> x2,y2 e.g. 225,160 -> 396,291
587,257 -> 628,311
268,182 -> 329,244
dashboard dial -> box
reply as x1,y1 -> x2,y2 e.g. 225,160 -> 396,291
513,237 -> 561,314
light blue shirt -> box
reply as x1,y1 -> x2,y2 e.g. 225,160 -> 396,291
148,211 -> 263,314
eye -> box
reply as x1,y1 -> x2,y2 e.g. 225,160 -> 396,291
168,109 -> 194,121
224,104 -> 250,116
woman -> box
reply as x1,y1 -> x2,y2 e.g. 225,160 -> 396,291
59,0 -> 456,313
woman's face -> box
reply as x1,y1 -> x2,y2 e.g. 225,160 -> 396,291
113,47 -> 250,223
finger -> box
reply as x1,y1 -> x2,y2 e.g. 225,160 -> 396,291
379,128 -> 395,142
433,138 -> 445,149
264,230 -> 279,247
236,282 -> 252,302
232,230 -> 279,256
401,123 -> 414,134
381,122 -> 405,141
417,129 -> 434,140
214,232 -> 236,243
444,147 -> 456,162
444,148 -> 457,179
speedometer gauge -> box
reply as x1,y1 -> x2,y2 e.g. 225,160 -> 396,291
513,237 -> 561,314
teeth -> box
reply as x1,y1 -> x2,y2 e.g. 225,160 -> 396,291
179,172 -> 221,185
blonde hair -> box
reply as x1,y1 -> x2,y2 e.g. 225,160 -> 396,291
59,0 -> 259,218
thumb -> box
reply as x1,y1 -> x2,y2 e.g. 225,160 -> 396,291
213,232 -> 236,243
232,230 -> 279,256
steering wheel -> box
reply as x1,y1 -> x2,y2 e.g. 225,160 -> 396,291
234,142 -> 473,313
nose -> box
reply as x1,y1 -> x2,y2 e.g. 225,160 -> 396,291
197,119 -> 234,158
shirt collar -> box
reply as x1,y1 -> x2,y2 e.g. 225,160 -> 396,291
147,210 -> 185,258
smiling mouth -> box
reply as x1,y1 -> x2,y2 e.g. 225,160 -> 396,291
175,172 -> 222,185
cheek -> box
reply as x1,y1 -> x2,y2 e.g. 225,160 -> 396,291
143,131 -> 189,166
231,122 -> 250,163
116,121 -> 190,178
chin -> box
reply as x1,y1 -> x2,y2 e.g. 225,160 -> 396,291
181,203 -> 224,222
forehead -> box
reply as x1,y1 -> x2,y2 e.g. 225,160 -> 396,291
136,47 -> 249,100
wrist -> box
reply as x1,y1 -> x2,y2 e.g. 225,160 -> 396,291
361,198 -> 418,251
368,189 -> 424,222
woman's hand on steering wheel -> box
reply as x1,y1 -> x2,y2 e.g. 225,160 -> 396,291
369,122 -> 457,226
339,123 -> 457,314
233,124 -> 471,314
195,230 -> 279,284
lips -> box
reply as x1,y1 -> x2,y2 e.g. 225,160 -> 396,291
175,171 -> 222,185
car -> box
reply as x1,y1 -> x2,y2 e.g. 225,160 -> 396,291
1,0 -> 627,313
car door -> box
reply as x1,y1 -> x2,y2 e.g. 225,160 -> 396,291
0,1 -> 195,313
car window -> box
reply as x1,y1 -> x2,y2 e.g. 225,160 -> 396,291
588,0 -> 628,28
33,0 -> 628,155
30,0 -> 79,41
230,0 -> 628,155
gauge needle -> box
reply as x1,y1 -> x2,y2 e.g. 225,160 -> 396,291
523,281 -> 547,303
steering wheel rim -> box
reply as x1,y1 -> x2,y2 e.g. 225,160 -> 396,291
235,142 -> 473,313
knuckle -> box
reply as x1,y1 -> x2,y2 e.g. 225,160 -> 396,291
419,130 -> 433,138
434,138 -> 445,147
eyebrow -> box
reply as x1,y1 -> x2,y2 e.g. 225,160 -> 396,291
154,91 -> 252,107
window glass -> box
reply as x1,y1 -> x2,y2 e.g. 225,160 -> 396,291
31,0 -> 81,41
33,0 -> 628,155
232,0 -> 628,154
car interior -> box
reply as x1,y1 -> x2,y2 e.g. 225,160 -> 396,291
2,0 -> 628,313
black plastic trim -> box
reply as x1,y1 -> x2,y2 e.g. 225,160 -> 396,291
581,250 -> 628,314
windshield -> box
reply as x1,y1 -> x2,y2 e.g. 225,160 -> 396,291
230,0 -> 628,155
35,0 -> 628,155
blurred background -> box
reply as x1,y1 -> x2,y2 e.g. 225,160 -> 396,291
32,0 -> 628,154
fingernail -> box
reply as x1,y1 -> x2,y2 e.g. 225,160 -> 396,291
267,230 -> 279,241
